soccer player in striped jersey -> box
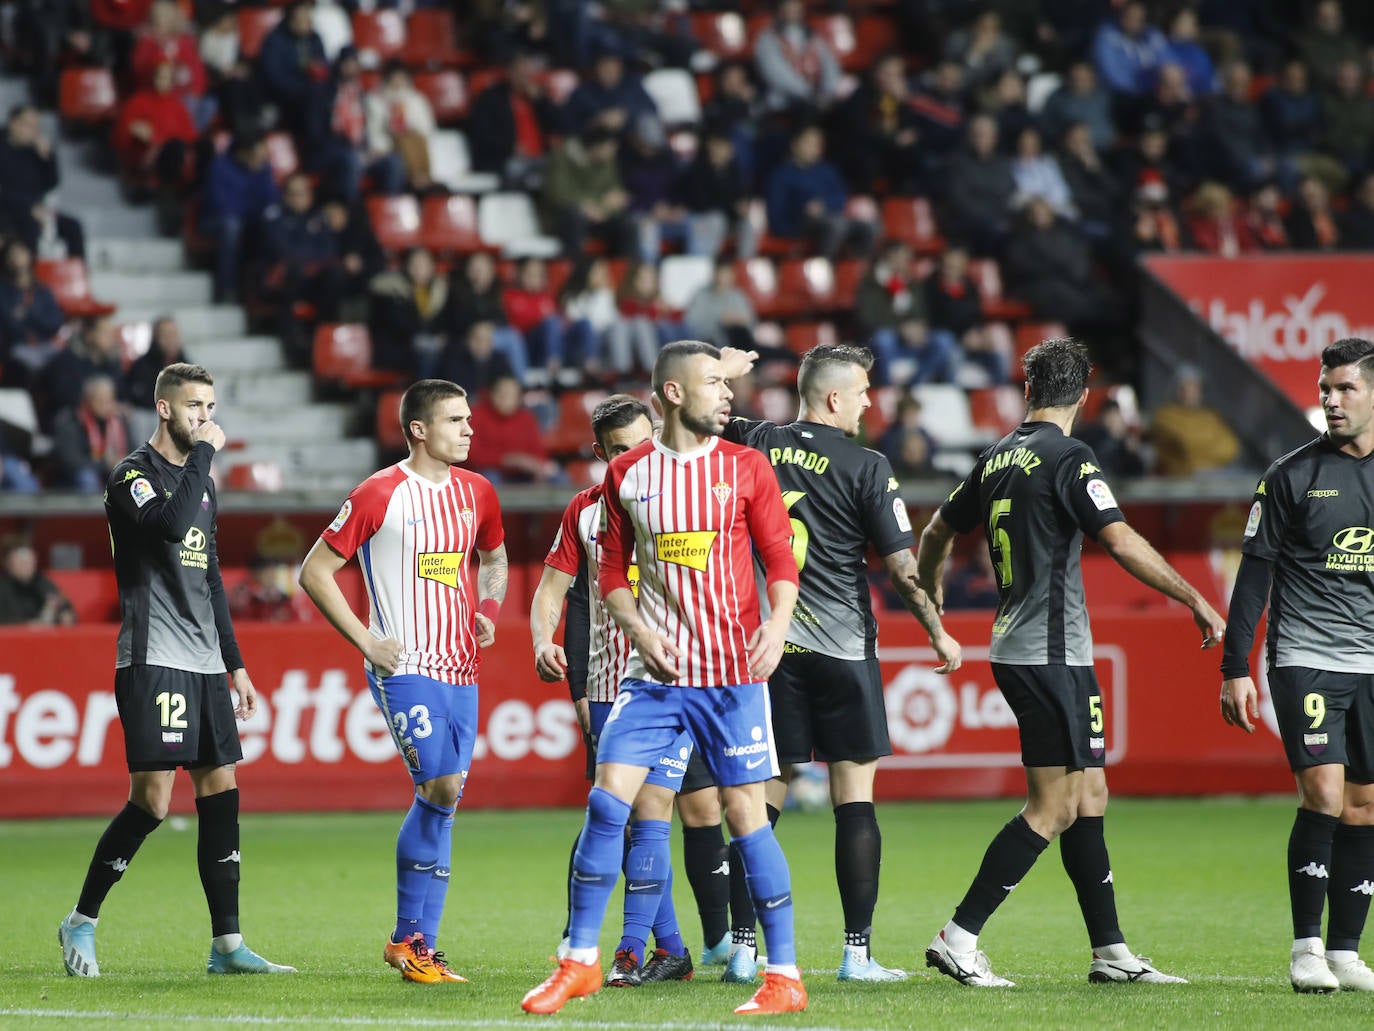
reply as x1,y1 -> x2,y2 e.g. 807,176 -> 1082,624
299,379 -> 508,985
522,341 -> 806,1016
531,395 -> 733,987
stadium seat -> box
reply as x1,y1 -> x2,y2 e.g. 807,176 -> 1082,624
237,8 -> 282,60
545,389 -> 609,457
1012,321 -> 1068,379
376,389 -> 406,449
415,70 -> 468,124
313,323 -> 404,388
351,9 -> 406,65
784,321 -> 837,357
420,194 -> 484,255
35,259 -> 116,317
644,68 -> 702,126
545,259 -> 573,299
116,321 -> 152,364
861,384 -> 899,441
403,9 -> 462,68
734,258 -> 784,318
466,67 -> 505,101
225,460 -> 286,492
850,14 -> 901,71
428,131 -> 499,193
538,69 -> 580,106
968,385 -> 1025,437
477,192 -> 560,257
59,68 -> 117,124
659,255 -> 714,311
914,383 -> 992,449
367,194 -> 422,253
970,259 -> 1032,321
1026,72 -> 1062,114
882,197 -> 943,255
264,131 -> 300,182
745,199 -> 803,258
780,257 -> 839,313
312,2 -> 353,60
690,12 -> 749,59
834,259 -> 863,308
811,14 -> 857,69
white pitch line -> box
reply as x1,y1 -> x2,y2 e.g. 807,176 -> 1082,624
0,1011 -> 863,1031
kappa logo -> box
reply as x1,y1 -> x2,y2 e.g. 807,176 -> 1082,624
1295,862 -> 1329,879
218,851 -> 241,864
1352,881 -> 1374,896
1078,461 -> 1102,478
104,857 -> 129,873
1002,882 -> 1019,893
1102,871 -> 1114,884
711,861 -> 730,876
1308,489 -> 1340,498
123,469 -> 145,482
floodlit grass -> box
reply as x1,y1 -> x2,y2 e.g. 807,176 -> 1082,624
2,798 -> 1366,1029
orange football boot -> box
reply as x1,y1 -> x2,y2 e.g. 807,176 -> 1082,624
521,956 -> 602,1014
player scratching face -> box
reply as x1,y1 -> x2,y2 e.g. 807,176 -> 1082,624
668,354 -> 733,439
158,381 -> 218,456
1321,362 -> 1374,446
408,395 -> 475,468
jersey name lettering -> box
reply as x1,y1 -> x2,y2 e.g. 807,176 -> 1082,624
767,446 -> 830,474
981,446 -> 1043,481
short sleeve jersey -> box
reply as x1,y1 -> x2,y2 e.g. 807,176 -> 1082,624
321,462 -> 504,683
725,419 -> 912,660
1241,436 -> 1374,673
106,442 -> 227,673
598,436 -> 799,686
545,484 -> 639,703
940,421 -> 1125,665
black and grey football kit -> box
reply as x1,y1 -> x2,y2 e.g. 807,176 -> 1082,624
726,419 -> 912,764
941,421 -> 1125,768
105,441 -> 244,771
1223,435 -> 1374,776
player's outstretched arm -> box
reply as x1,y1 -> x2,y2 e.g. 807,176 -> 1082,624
915,511 -> 958,613
474,544 -> 508,648
530,565 -> 574,682
298,538 -> 404,675
1096,522 -> 1226,647
882,548 -> 961,673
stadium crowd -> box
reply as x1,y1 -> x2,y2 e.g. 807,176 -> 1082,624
0,0 -> 1370,493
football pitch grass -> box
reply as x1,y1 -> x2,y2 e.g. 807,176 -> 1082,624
3,797 -> 1372,1029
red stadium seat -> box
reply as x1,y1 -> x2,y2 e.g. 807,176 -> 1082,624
745,200 -> 804,258
780,257 -> 840,313
734,258 -> 785,318
116,321 -> 152,365
351,9 -> 406,64
403,9 -> 462,68
59,69 -> 117,124
367,194 -> 422,253
420,194 -> 483,255
1012,320 -> 1069,380
466,67 -> 505,101
545,259 -> 573,299
313,323 -> 404,389
968,385 -> 1025,437
970,258 -> 1032,320
850,15 -> 901,72
545,390 -> 609,457
833,259 -> 863,308
225,460 -> 286,492
882,197 -> 943,254
810,15 -> 857,69
35,259 -> 116,317
264,131 -> 299,182
690,12 -> 750,59
376,389 -> 407,449
784,321 -> 837,357
415,70 -> 468,124
237,8 -> 282,60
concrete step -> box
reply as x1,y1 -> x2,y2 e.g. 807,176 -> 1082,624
216,370 -> 314,407
188,336 -> 285,373
119,306 -> 247,341
223,402 -> 351,439
91,270 -> 212,307
88,237 -> 187,275
78,205 -> 160,240
232,438 -> 377,475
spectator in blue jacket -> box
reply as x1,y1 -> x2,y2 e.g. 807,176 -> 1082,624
563,50 -> 657,138
260,173 -> 344,326
202,133 -> 280,303
765,124 -> 876,259
1261,59 -> 1346,194
1091,1 -> 1170,96
1040,61 -> 1116,149
257,2 -> 332,150
1163,7 -> 1214,97
0,240 -> 64,388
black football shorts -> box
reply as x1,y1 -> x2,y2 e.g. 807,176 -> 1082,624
115,665 -> 244,772
1269,666 -> 1374,780
769,647 -> 892,764
992,663 -> 1106,770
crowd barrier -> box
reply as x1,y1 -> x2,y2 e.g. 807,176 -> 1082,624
0,609 -> 1290,819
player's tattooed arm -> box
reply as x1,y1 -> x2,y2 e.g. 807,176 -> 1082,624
884,548 -> 962,673
914,510 -> 957,612
478,544 -> 509,604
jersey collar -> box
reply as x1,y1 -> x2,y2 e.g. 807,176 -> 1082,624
652,435 -> 719,462
398,460 -> 453,488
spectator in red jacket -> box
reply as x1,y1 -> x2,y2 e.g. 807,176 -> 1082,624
465,373 -> 563,484
501,257 -> 571,386
113,62 -> 195,189
1185,180 -> 1255,256
131,0 -> 206,114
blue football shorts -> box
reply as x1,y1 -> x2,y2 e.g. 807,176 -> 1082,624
367,671 -> 477,794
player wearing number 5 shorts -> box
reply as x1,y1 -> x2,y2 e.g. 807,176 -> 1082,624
58,363 -> 294,979
300,379 -> 508,986
720,343 -> 962,983
916,339 -> 1225,988
1221,338 -> 1374,994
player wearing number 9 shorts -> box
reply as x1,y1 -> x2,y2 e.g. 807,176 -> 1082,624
1221,338 -> 1374,993
916,339 -> 1224,987
300,379 -> 508,985
59,363 -> 295,979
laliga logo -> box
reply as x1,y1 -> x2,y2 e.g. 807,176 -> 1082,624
885,666 -> 958,753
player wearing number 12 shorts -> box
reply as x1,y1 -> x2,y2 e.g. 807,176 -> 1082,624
300,379 -> 508,986
916,338 -> 1224,988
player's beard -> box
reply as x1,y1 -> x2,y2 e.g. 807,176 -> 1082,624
680,402 -> 725,438
167,420 -> 195,454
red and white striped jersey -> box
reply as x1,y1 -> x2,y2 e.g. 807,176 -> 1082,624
598,436 -> 798,687
545,485 -> 639,703
321,462 -> 504,683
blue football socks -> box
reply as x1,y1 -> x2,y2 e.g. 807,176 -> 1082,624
569,787 -> 633,950
733,823 -> 796,966
393,795 -> 451,945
